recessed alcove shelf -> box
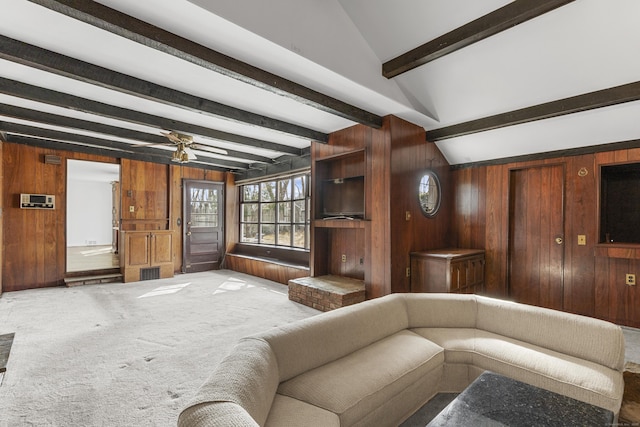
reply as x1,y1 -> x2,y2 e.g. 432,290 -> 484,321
594,243 -> 640,260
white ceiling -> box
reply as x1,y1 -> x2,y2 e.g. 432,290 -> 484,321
1,0 -> 639,173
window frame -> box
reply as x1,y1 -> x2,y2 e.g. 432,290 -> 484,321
239,172 -> 310,250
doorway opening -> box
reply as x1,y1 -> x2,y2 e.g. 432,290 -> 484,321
66,159 -> 121,273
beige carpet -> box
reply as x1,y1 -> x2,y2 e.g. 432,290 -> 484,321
0,270 -> 320,426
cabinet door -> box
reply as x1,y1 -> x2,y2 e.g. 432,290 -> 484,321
450,260 -> 467,291
126,233 -> 150,266
469,257 -> 485,287
151,232 -> 173,265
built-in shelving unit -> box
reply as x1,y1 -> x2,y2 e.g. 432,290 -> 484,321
310,116 -> 452,298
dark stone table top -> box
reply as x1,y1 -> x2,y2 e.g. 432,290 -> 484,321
427,371 -> 614,427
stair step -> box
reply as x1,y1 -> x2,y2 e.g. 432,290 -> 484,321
64,273 -> 123,287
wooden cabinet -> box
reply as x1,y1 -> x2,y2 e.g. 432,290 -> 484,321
120,230 -> 174,283
410,249 -> 485,294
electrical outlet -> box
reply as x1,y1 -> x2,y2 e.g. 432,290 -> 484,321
577,235 -> 586,245
626,274 -> 636,286
406,267 -> 411,277
341,254 -> 346,263
129,206 -> 135,212
405,211 -> 411,221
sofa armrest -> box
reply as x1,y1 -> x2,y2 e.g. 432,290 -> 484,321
179,338 -> 279,426
178,401 -> 259,427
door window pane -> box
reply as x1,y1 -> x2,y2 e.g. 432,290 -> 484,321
278,179 -> 292,201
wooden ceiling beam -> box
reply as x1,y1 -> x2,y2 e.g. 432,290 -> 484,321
383,0 -> 575,78
0,35 -> 328,142
0,104 -> 272,164
6,134 -> 227,171
0,121 -> 248,170
427,80 -> 640,142
26,0 -> 382,129
0,77 -> 303,156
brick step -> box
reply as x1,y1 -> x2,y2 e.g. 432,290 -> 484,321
288,275 -> 365,312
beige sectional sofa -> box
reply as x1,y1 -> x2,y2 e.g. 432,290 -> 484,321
178,293 -> 625,426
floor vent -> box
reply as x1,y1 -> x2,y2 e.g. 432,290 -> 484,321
140,267 -> 160,281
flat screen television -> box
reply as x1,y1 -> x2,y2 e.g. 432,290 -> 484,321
600,162 -> 640,243
321,176 -> 365,219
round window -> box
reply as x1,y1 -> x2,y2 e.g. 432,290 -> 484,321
418,171 -> 441,217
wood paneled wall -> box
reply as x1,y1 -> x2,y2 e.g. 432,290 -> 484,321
2,144 -> 117,291
388,116 -> 451,293
312,116 -> 451,297
451,149 -> 640,327
1,142 -> 234,292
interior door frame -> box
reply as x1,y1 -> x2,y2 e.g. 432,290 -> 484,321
182,179 -> 225,273
506,162 -> 566,309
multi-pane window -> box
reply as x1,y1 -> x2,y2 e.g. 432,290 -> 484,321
240,173 -> 310,249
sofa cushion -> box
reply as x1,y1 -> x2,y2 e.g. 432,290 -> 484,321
404,293 -> 477,329
277,330 -> 444,426
475,295 -> 625,371
414,327 -> 624,413
256,294 -> 409,382
411,327 -> 477,364
265,395 -> 339,427
472,331 -> 625,413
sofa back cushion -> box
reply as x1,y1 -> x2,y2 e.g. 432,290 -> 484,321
404,293 -> 477,328
475,295 -> 625,371
256,294 -> 409,382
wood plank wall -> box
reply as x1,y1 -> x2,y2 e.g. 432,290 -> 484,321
451,149 -> 640,327
388,116 -> 451,293
1,142 -> 233,292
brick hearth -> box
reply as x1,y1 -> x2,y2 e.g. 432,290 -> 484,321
288,275 -> 365,311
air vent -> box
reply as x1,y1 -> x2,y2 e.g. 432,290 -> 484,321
44,155 -> 61,165
140,267 -> 160,281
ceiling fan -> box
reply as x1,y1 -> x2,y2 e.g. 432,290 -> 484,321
134,131 -> 228,163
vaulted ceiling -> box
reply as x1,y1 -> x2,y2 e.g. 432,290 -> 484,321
1,0 -> 639,180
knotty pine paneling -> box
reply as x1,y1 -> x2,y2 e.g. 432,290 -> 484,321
452,147 -> 640,327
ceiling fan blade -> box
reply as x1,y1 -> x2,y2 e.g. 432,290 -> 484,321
131,141 -> 170,148
184,146 -> 197,160
193,144 -> 227,155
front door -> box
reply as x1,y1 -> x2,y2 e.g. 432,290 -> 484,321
183,180 -> 224,273
508,164 -> 565,310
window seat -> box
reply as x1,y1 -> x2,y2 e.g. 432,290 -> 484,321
224,244 -> 309,285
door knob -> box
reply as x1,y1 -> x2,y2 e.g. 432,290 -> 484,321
555,236 -> 563,245
187,231 -> 192,236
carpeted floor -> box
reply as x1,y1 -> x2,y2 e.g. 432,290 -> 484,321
0,270 -> 320,426
0,271 -> 639,426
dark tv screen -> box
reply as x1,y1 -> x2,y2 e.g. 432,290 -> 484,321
322,176 -> 364,218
